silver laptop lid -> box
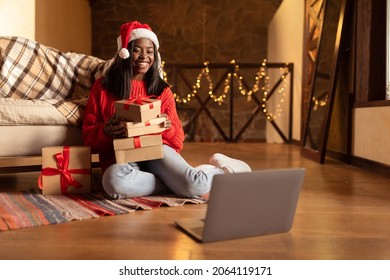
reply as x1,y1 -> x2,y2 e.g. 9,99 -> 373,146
202,168 -> 305,242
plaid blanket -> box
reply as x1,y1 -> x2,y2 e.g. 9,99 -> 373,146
0,36 -> 111,126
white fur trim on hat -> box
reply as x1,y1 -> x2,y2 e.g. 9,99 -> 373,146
117,28 -> 159,52
131,28 -> 159,49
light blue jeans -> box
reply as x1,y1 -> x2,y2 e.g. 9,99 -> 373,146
102,145 -> 224,199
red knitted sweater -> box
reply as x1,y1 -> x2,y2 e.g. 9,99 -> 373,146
82,78 -> 184,172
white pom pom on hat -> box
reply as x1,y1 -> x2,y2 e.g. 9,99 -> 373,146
118,48 -> 130,59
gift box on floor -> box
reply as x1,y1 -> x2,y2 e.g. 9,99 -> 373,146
113,135 -> 163,163
115,98 -> 161,122
125,117 -> 167,138
40,146 -> 91,195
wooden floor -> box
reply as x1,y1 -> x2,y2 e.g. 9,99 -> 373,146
1,142 -> 390,260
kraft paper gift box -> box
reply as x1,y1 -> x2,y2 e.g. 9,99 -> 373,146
125,116 -> 167,138
113,135 -> 163,163
40,146 -> 91,195
115,98 -> 161,122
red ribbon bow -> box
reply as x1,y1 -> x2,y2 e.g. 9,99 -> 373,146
39,146 -> 90,194
124,96 -> 157,110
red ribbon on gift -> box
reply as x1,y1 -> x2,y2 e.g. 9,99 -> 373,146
133,137 -> 141,148
38,146 -> 90,194
123,96 -> 157,110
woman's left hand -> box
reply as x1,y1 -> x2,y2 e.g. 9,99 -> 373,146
159,113 -> 172,129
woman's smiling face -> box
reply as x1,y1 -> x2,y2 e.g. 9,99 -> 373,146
131,38 -> 155,80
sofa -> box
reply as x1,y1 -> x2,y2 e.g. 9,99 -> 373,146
0,36 -> 111,172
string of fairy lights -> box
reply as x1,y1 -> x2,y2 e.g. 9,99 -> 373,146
162,59 -> 291,121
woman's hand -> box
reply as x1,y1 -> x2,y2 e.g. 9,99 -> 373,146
159,113 -> 172,129
104,117 -> 126,138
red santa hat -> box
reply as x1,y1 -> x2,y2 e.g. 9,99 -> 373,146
117,21 -> 160,59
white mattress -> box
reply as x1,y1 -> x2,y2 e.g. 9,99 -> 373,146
0,98 -> 86,157
0,98 -> 68,125
0,125 -> 84,156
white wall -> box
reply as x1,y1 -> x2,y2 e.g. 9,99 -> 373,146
266,0 -> 304,143
0,0 -> 35,39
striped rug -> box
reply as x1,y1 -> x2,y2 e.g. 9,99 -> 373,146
0,189 -> 207,231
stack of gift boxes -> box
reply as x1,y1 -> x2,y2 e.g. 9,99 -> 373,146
39,97 -> 165,195
113,97 -> 166,164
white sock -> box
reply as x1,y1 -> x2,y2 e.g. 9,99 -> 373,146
209,153 -> 252,174
194,164 -> 217,171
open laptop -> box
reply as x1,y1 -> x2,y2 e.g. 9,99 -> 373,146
175,168 -> 305,243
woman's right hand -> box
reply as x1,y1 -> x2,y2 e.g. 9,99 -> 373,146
104,117 -> 126,138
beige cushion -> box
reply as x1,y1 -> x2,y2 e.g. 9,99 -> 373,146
0,98 -> 68,125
